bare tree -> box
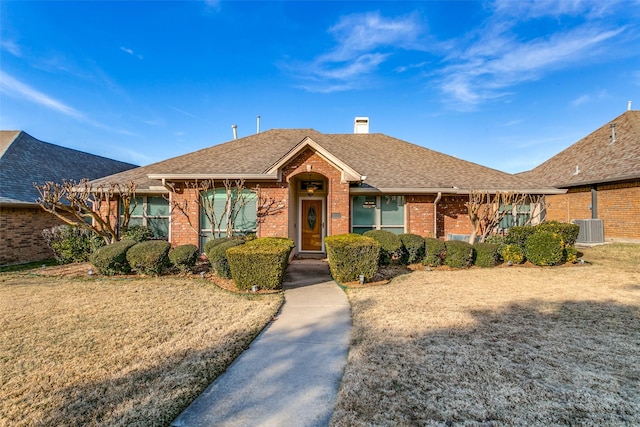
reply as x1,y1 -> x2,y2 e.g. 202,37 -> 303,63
169,179 -> 284,239
34,179 -> 137,244
465,191 -> 546,244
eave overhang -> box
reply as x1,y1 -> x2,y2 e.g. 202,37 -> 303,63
349,187 -> 567,195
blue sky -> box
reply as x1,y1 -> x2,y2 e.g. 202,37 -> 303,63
1,0 -> 639,173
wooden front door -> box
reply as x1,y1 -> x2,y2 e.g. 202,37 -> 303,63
301,199 -> 323,251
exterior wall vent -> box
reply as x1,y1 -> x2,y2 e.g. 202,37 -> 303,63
354,117 -> 369,134
572,219 -> 605,244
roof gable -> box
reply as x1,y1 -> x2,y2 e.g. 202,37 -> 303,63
0,131 -> 137,205
520,110 -> 640,187
265,136 -> 362,182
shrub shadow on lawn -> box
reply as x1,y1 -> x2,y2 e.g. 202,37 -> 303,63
333,299 -> 640,426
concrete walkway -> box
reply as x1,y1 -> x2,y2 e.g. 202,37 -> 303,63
171,259 -> 351,427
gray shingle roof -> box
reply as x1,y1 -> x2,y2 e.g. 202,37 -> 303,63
0,131 -> 137,205
91,128 -> 558,193
519,111 -> 640,187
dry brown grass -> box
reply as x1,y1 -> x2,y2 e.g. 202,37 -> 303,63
332,244 -> 640,426
0,272 -> 282,427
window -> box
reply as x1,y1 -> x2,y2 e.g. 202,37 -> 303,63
200,188 -> 257,247
122,196 -> 170,239
352,195 -> 405,234
499,204 -> 532,230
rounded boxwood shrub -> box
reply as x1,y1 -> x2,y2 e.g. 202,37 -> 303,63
536,221 -> 580,247
485,234 -> 506,260
363,230 -> 405,265
325,234 -> 380,283
500,244 -> 524,264
203,237 -> 232,255
423,237 -> 446,267
564,245 -> 579,264
126,240 -> 171,276
227,238 -> 295,290
444,240 -> 474,269
399,233 -> 425,264
525,231 -> 564,266
169,244 -> 199,272
89,239 -> 137,275
209,239 -> 245,278
122,225 -> 154,242
473,242 -> 499,268
505,225 -> 537,250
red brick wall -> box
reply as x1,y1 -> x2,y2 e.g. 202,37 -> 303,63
547,180 -> 640,241
439,195 -> 474,238
0,206 -> 63,265
256,183 -> 289,238
405,195 -> 435,237
169,184 -> 200,247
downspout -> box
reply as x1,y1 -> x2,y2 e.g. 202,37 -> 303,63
433,192 -> 442,238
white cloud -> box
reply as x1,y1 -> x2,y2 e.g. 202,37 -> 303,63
1,39 -> 22,57
120,46 -> 143,59
437,6 -> 626,109
0,71 -> 85,119
287,11 -> 424,93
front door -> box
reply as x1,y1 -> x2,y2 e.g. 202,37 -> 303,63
301,199 -> 323,251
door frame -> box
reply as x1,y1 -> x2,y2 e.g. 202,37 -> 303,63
298,196 -> 326,253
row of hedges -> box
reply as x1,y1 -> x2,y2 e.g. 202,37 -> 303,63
90,241 -> 198,276
204,237 -> 295,291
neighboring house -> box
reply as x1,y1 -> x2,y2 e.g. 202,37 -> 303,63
519,110 -> 640,242
89,118 -> 561,255
0,131 -> 137,265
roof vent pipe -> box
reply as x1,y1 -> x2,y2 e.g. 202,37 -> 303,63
610,123 -> 616,144
629,100 -> 632,111
232,124 -> 238,140
257,115 -> 261,134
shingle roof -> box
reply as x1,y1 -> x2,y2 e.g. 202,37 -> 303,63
519,110 -> 640,187
91,128 -> 559,194
0,131 -> 137,205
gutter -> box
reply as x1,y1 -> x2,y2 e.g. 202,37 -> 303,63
147,173 -> 279,181
433,191 -> 442,238
349,187 -> 567,195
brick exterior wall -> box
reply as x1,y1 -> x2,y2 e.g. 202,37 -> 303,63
439,195 -> 474,238
256,183 -> 289,238
546,180 -> 640,241
405,195 -> 436,237
169,184 -> 201,247
0,206 -> 63,265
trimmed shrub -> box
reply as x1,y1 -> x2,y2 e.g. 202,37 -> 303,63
423,237 -> 446,267
505,225 -> 537,250
209,239 -> 245,278
90,240 -> 137,275
227,238 -> 295,290
525,231 -> 564,266
485,234 -> 506,260
122,225 -> 154,242
126,240 -> 171,276
473,242 -> 499,268
444,240 -> 474,269
536,221 -> 580,247
42,225 -> 104,264
325,234 -> 380,283
501,244 -> 525,264
169,244 -> 199,272
564,246 -> 579,264
399,233 -> 425,264
363,230 -> 405,265
203,237 -> 232,255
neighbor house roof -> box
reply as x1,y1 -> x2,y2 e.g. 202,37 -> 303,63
519,110 -> 640,188
91,128 -> 561,194
0,131 -> 137,206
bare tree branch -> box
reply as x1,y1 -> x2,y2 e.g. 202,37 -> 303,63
34,179 -> 137,244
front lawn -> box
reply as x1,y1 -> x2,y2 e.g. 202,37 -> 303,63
0,273 -> 282,427
331,244 -> 640,426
